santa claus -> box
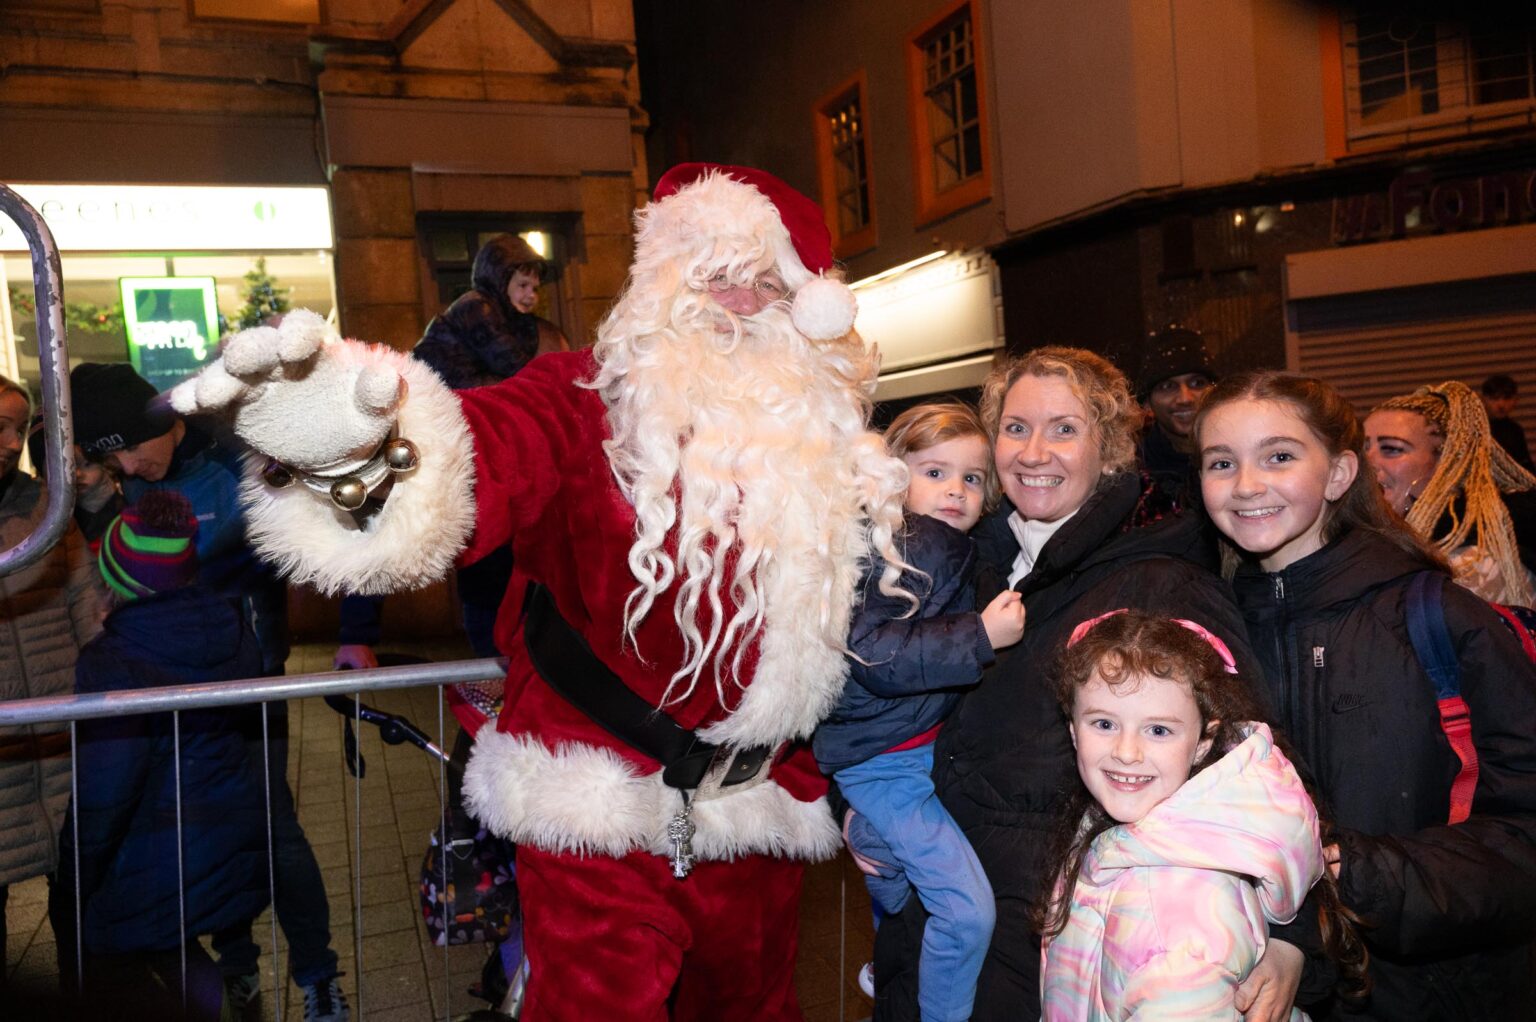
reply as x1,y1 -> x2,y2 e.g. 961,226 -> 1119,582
169,164 -> 910,1020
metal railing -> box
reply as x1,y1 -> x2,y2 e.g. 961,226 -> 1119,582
0,185 -> 75,577
0,659 -> 507,1021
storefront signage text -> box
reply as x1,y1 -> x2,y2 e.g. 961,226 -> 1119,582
0,185 -> 332,252
120,277 -> 221,392
1333,168 -> 1536,244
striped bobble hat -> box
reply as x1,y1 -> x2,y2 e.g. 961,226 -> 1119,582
99,490 -> 199,601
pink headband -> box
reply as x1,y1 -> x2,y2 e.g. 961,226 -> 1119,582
1066,609 -> 1240,675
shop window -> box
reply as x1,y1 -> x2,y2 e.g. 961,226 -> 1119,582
1341,12 -> 1536,149
2,251 -> 336,395
906,0 -> 991,225
814,73 -> 877,258
189,0 -> 320,25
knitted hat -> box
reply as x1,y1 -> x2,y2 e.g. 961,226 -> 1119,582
648,163 -> 857,341
99,490 -> 199,601
72,363 -> 178,459
1135,326 -> 1216,400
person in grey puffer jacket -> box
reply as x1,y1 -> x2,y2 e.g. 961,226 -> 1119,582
0,374 -> 100,954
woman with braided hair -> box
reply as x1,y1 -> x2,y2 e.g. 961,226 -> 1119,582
1364,380 -> 1536,607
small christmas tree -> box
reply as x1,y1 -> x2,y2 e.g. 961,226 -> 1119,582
234,257 -> 291,330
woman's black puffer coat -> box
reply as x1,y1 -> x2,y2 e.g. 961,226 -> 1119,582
873,471 -> 1269,1020
1233,527 -> 1536,1021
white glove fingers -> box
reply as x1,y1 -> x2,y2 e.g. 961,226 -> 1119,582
167,377 -> 201,416
354,364 -> 404,415
193,362 -> 251,410
222,326 -> 283,377
277,309 -> 328,364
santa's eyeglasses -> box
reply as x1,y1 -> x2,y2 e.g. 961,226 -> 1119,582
705,272 -> 790,302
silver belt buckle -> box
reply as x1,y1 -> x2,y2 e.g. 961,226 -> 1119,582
692,744 -> 776,805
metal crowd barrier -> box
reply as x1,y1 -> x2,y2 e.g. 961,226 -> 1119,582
0,184 -> 75,578
0,659 -> 507,1021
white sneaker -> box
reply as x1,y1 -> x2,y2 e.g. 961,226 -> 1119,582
301,977 -> 350,1022
857,961 -> 875,999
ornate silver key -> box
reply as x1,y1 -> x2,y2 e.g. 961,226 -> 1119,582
667,794 -> 697,879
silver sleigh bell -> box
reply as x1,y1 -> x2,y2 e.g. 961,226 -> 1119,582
262,435 -> 421,511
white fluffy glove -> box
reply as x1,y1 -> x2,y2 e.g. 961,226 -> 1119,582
169,309 -> 404,474
171,309 -> 478,596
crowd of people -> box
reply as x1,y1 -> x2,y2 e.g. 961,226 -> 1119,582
0,161 -> 1533,1022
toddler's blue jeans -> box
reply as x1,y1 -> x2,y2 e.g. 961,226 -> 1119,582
836,743 -> 994,1022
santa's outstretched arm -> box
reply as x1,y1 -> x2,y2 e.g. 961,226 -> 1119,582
170,309 -> 479,596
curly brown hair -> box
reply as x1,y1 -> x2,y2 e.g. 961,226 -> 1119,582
978,347 -> 1141,477
1032,610 -> 1370,998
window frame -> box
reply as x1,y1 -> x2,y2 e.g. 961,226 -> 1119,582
1334,9 -> 1536,152
813,70 -> 878,260
905,0 -> 992,226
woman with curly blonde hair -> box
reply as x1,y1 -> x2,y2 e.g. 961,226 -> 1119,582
1365,380 -> 1536,607
862,347 -> 1302,1022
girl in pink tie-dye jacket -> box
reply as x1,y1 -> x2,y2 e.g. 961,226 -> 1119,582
1035,610 -> 1366,1021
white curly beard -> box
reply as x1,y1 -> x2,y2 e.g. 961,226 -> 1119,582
586,294 -> 910,744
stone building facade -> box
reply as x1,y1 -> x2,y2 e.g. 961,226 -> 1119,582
0,0 -> 649,639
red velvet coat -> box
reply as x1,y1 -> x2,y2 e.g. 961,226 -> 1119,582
457,350 -> 841,863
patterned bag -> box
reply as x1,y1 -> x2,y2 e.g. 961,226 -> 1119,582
419,800 -> 519,946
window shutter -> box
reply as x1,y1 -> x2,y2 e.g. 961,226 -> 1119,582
1292,306 -> 1536,442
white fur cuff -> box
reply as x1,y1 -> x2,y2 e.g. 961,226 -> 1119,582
238,348 -> 478,595
462,729 -> 842,862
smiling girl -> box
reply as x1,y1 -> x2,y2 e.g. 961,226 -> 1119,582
1195,371 -> 1536,1021
1037,609 -> 1361,1021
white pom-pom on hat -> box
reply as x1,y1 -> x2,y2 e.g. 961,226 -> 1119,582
792,276 -> 858,341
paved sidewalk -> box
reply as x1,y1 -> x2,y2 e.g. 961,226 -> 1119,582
3,641 -> 875,1021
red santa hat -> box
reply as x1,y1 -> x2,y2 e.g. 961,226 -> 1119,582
650,163 -> 858,341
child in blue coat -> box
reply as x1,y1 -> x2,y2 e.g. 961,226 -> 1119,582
55,491 -> 268,1021
814,402 -> 1025,1022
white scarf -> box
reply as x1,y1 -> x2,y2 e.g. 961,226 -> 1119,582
1007,509 -> 1077,588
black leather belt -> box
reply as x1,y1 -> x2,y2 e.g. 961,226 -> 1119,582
522,583 -> 772,791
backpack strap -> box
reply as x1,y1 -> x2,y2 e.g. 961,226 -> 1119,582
1405,571 -> 1479,825
1489,602 -> 1536,664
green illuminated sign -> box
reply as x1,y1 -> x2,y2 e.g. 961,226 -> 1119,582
119,277 -> 221,392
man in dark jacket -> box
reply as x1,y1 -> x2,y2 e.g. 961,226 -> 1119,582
1132,326 -> 1216,526
57,492 -> 267,1020
1482,373 -> 1534,473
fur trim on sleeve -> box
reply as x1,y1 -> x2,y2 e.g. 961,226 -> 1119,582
237,348 -> 477,595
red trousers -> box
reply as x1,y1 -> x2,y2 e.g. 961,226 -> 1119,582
516,843 -> 807,1021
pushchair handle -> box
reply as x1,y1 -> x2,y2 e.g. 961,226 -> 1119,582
327,660 -> 463,782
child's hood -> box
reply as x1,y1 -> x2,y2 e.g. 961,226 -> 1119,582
1081,722 -> 1322,924
103,586 -> 250,672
